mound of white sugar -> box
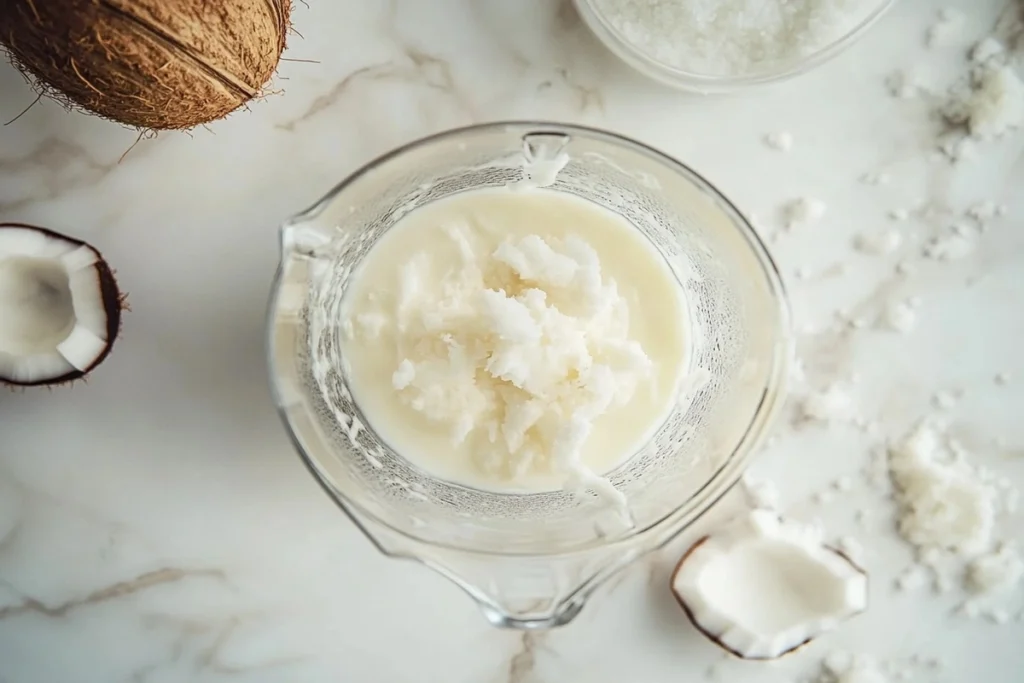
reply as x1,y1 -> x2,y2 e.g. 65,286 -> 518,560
595,0 -> 874,76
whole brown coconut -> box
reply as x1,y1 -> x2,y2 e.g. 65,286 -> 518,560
0,0 -> 291,130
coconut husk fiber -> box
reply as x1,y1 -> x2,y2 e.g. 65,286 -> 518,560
0,0 -> 291,130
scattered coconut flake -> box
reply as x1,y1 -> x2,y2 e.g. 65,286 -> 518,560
924,232 -> 975,260
966,545 -> 1024,594
818,654 -> 890,683
783,197 -> 827,229
860,171 -> 891,186
888,420 -> 997,556
742,474 -> 779,510
800,383 -> 855,424
854,230 -> 903,255
881,299 -> 918,334
931,390 -> 958,410
834,476 -> 854,493
944,64 -> 1024,140
970,37 -> 1005,64
988,607 -> 1011,624
888,208 -> 910,221
933,574 -> 955,594
764,131 -> 794,152
958,599 -> 982,619
967,199 -> 1002,224
895,564 -> 930,592
995,372 -> 1011,385
885,70 -> 923,99
814,490 -> 835,505
822,651 -> 854,677
937,132 -> 977,163
927,8 -> 965,48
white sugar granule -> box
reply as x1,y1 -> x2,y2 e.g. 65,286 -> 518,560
594,0 -> 875,77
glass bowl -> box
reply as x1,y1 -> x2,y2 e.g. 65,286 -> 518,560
574,0 -> 895,93
266,122 -> 791,628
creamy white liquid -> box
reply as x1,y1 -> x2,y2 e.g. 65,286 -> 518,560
340,188 -> 688,496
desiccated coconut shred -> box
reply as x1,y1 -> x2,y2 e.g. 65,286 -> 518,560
594,0 -> 880,77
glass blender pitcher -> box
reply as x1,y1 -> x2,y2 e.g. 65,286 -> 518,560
266,122 -> 790,629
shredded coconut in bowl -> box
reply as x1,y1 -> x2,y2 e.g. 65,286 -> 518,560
592,0 -> 881,78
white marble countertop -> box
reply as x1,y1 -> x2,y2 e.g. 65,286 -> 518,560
1,0 -> 1023,681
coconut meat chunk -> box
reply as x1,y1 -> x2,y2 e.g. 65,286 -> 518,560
671,510 -> 868,660
0,224 -> 120,386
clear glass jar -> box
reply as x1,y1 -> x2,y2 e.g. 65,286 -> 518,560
266,122 -> 791,628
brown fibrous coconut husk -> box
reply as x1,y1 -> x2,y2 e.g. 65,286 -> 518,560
0,0 -> 291,130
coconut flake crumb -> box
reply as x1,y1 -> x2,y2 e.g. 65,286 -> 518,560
764,131 -> 794,152
970,37 -> 1005,64
886,70 -> 924,99
988,607 -> 1012,624
924,232 -> 975,260
392,358 -> 416,389
944,64 -> 1024,141
995,372 -> 1011,385
888,208 -> 910,221
966,545 -> 1024,594
881,299 -> 918,334
937,132 -> 978,163
800,383 -> 855,423
966,199 -> 1003,224
888,421 -> 997,556
818,654 -> 890,683
860,171 -> 891,186
783,197 -> 827,229
742,474 -> 780,510
854,230 -> 903,256
927,8 -> 965,48
895,564 -> 930,592
931,390 -> 958,410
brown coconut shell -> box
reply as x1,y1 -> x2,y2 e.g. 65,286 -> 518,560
0,0 -> 291,130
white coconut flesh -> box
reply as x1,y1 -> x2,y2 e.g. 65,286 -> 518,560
0,226 -> 114,385
671,510 -> 868,660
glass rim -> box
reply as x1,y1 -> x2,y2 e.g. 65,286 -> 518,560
267,120 -> 792,558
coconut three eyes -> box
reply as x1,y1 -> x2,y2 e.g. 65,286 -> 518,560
0,0 -> 290,130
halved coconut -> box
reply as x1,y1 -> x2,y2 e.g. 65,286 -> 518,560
0,223 -> 123,386
671,510 -> 867,660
